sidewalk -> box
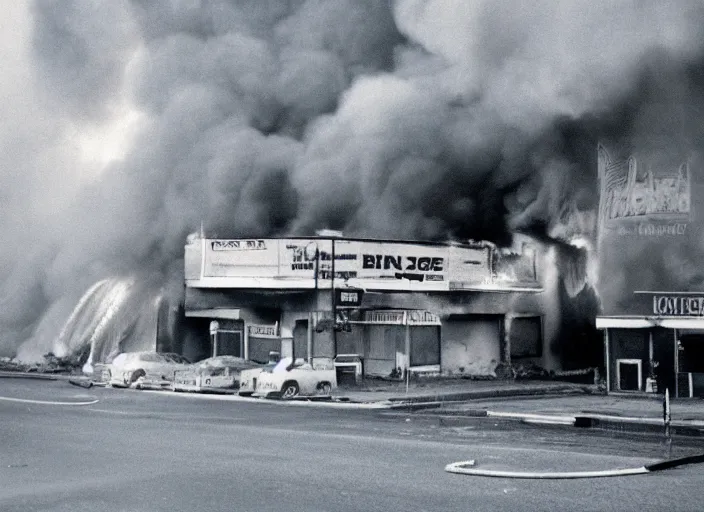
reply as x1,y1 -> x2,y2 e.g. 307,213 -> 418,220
336,378 -> 704,438
413,394 -> 704,438
425,394 -> 704,422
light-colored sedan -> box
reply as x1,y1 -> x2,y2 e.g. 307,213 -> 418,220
108,352 -> 191,389
172,356 -> 263,393
238,363 -> 277,397
251,357 -> 337,399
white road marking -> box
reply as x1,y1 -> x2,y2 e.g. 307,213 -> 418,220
0,396 -> 99,406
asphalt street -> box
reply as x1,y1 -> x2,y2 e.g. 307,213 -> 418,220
1,378 -> 703,512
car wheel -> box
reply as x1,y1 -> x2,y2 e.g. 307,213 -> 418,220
280,381 -> 300,399
317,382 -> 332,395
129,369 -> 146,388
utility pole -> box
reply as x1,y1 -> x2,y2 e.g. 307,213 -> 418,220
331,237 -> 337,358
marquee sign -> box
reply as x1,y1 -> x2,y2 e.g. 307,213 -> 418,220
192,238 -> 540,291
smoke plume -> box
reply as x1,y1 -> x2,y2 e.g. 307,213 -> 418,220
3,0 -> 704,359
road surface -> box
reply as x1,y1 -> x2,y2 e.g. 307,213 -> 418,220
1,378 -> 702,511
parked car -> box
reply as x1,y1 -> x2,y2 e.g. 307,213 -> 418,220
238,362 -> 277,397
108,352 -> 191,389
251,357 -> 337,399
90,363 -> 112,386
172,356 -> 263,393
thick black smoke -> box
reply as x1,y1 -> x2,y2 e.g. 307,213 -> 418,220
3,0 -> 704,359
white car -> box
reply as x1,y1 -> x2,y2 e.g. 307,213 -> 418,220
107,352 -> 191,389
238,363 -> 277,397
172,356 -> 263,393
251,357 -> 337,399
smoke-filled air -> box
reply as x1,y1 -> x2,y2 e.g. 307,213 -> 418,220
2,0 -> 704,362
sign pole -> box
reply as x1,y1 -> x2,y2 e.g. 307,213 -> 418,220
209,321 -> 220,358
663,388 -> 672,457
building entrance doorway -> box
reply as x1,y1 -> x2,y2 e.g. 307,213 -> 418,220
677,332 -> 704,397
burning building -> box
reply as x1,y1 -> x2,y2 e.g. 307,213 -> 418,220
4,1 -> 702,378
182,232 -> 568,379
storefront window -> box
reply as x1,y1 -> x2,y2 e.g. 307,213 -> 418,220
510,317 -> 542,359
410,326 -> 440,366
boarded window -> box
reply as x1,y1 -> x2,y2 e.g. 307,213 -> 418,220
410,326 -> 440,366
216,331 -> 242,357
367,325 -> 403,360
293,320 -> 308,360
510,317 -> 542,359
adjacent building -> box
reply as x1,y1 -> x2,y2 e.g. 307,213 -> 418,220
596,142 -> 704,397
183,232 -> 563,380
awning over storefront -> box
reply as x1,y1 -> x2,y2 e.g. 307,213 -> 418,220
186,308 -> 241,319
597,316 -> 704,330
184,287 -> 314,312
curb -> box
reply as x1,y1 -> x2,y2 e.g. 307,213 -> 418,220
139,388 -> 390,409
384,386 -> 596,409
419,410 -> 704,438
573,416 -> 704,437
0,371 -> 76,381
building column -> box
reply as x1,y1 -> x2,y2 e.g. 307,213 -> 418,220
307,312 -> 314,364
673,328 -> 679,398
404,324 -> 411,375
502,314 -> 512,366
604,328 -> 610,393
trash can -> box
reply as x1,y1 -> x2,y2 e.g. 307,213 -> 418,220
334,354 -> 363,386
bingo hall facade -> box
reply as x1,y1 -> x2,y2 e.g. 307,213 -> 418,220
183,232 -> 561,379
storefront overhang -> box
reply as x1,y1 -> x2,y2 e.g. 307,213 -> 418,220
184,287 -> 314,312
596,316 -> 704,330
186,308 -> 241,319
